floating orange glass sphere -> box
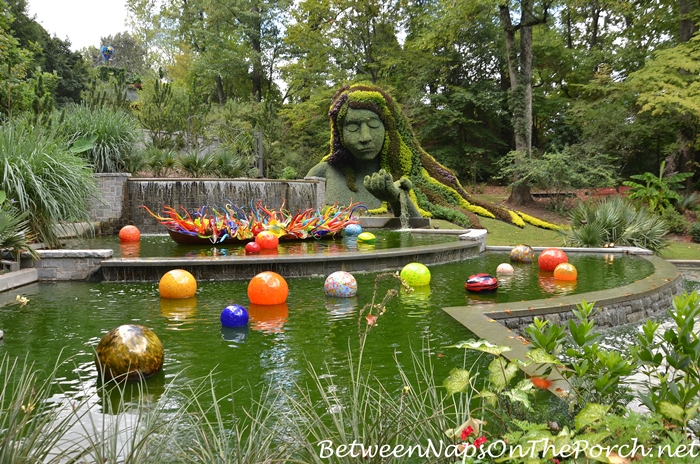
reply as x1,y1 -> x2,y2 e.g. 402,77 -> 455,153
248,271 -> 288,305
538,248 -> 568,272
255,231 -> 279,250
553,262 -> 577,281
119,225 -> 141,243
159,269 -> 197,299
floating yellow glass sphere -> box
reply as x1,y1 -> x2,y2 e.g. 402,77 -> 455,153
159,269 -> 197,299
553,262 -> 577,281
357,232 -> 376,243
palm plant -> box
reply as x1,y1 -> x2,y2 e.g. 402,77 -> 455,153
561,196 -> 669,251
0,120 -> 98,248
177,150 -> 216,178
144,146 -> 177,177
211,149 -> 250,178
60,104 -> 141,173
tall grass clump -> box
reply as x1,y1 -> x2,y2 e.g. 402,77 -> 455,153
561,195 -> 669,251
0,353 -> 89,463
0,120 -> 98,248
61,104 -> 141,173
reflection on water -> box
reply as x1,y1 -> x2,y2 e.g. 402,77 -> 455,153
248,303 -> 289,332
325,297 -> 358,320
160,297 -> 198,330
220,326 -> 249,346
64,231 -> 457,258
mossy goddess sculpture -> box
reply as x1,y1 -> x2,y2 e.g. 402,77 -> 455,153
307,84 -> 559,229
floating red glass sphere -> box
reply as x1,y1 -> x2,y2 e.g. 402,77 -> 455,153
255,231 -> 279,250
465,273 -> 498,293
538,248 -> 568,272
245,242 -> 261,254
119,225 -> 141,243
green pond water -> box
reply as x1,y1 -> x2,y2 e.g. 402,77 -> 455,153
63,231 -> 459,258
0,252 -> 654,414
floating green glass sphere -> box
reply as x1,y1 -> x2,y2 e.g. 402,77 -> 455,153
400,262 -> 431,287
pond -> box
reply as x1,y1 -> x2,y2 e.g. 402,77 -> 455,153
0,252 -> 655,415
63,231 -> 460,258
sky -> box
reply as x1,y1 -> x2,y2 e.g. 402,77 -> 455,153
26,0 -> 131,51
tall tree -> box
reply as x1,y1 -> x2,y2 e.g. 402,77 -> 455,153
498,0 -> 551,205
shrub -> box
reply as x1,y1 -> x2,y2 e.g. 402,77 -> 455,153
690,222 -> 700,243
0,120 -> 98,248
279,166 -> 298,180
212,149 -> 251,178
177,150 -> 216,178
661,207 -> 689,234
561,195 -> 669,251
60,104 -> 141,173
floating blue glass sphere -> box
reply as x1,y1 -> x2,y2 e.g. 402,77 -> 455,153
345,224 -> 363,236
220,304 -> 249,328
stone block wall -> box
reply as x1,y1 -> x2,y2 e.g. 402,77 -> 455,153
497,277 -> 685,332
89,173 -> 131,233
22,250 -> 114,281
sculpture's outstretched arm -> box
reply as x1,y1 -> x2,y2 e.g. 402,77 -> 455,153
364,169 -> 422,217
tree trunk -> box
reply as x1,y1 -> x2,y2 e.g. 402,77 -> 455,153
500,2 -> 538,206
215,75 -> 226,106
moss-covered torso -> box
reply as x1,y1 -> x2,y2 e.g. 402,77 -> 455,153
307,158 -> 383,209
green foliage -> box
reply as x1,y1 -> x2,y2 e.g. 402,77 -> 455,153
177,150 -> 216,178
631,292 -> 700,434
59,104 -> 140,173
211,149 -> 251,179
278,166 -> 298,180
137,69 -> 183,149
661,207 -> 690,234
143,146 -> 177,177
690,222 -> 700,243
561,196 -> 669,251
527,301 -> 635,413
623,161 -> 694,213
0,119 -> 98,248
497,147 -> 619,206
0,190 -> 36,259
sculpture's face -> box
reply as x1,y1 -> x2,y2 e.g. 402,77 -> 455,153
341,108 -> 385,161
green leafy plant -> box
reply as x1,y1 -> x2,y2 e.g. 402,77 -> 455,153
60,104 -> 140,173
623,161 -> 694,213
561,195 -> 669,251
661,207 -> 690,234
497,147 -> 618,211
177,150 -> 216,178
211,150 -> 251,179
631,292 -> 700,435
525,301 -> 635,413
0,190 -> 37,261
144,146 -> 177,178
690,222 -> 700,243
0,119 -> 98,248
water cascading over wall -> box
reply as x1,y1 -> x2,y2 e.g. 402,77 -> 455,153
126,178 -> 325,233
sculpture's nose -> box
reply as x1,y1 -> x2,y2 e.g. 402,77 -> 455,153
358,123 -> 372,142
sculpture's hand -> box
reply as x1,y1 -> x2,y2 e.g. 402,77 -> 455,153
364,169 -> 403,203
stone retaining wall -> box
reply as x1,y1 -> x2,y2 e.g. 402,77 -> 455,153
22,250 -> 114,281
497,277 -> 685,331
89,173 -> 131,234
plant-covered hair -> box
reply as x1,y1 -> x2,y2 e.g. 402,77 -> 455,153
327,84 -> 415,180
324,84 -> 562,230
